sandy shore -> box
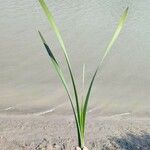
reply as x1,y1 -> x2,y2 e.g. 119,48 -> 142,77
0,114 -> 150,150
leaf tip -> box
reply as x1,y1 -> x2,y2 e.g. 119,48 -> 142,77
125,7 -> 129,14
124,7 -> 129,18
38,30 -> 46,44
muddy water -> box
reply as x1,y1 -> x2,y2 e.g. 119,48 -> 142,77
0,0 -> 150,116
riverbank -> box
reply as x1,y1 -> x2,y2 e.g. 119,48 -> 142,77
0,114 -> 150,150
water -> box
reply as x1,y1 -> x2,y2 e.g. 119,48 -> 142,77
0,0 -> 150,116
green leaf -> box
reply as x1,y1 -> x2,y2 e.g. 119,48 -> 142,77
38,31 -> 81,145
100,7 -> 129,65
38,0 -> 80,130
38,31 -> 70,104
38,0 -> 68,60
82,7 -> 129,137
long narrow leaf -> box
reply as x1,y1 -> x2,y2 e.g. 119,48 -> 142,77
38,0 -> 80,127
38,31 -> 72,109
82,7 -> 129,136
80,64 -> 85,144
38,31 -> 82,145
38,0 -> 68,60
82,69 -> 98,136
99,7 -> 129,64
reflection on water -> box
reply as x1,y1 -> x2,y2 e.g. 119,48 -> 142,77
0,0 -> 150,116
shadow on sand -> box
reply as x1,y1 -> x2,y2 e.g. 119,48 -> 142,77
111,132 -> 150,150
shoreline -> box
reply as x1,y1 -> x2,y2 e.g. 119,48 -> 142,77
0,114 -> 150,149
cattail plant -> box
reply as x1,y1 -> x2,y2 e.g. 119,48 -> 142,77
38,0 -> 129,149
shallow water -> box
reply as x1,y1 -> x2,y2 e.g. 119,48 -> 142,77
0,0 -> 150,116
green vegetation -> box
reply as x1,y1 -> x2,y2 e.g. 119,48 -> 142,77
38,0 -> 128,149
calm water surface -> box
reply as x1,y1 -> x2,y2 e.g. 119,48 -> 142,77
0,0 -> 150,116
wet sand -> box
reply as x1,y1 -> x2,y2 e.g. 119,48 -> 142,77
0,114 -> 150,150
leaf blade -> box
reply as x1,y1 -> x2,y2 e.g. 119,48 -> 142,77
38,0 -> 80,130
100,7 -> 129,65
38,31 -> 81,145
82,7 -> 129,137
